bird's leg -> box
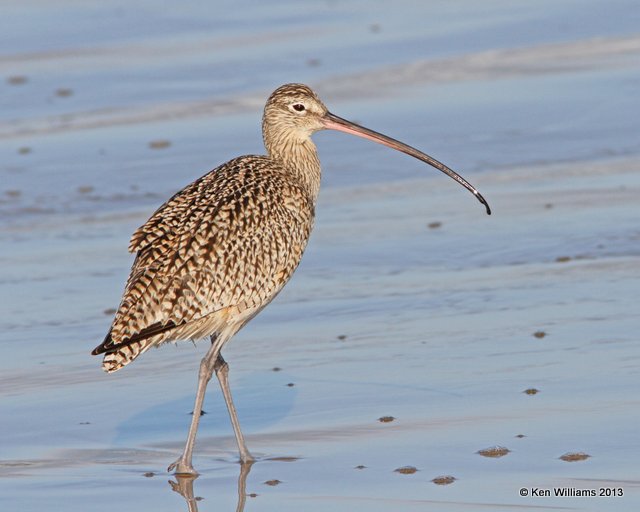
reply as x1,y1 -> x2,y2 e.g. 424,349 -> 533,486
214,354 -> 255,463
168,339 -> 220,475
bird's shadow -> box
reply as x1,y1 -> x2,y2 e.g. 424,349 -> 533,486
113,370 -> 297,447
169,462 -> 254,512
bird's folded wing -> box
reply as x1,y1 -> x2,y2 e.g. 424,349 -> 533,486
103,156 -> 314,350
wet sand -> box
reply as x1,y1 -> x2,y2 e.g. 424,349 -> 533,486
2,1 -> 640,511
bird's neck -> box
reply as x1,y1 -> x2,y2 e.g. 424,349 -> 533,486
264,134 -> 321,203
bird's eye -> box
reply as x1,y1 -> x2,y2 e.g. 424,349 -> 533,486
292,103 -> 306,112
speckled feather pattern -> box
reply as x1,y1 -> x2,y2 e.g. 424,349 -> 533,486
95,154 -> 315,372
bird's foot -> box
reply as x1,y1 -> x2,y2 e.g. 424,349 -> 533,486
239,451 -> 256,465
168,457 -> 199,476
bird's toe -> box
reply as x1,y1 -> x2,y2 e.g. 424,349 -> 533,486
168,458 -> 199,476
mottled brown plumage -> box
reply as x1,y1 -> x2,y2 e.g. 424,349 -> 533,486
92,83 -> 490,475
92,156 -> 314,372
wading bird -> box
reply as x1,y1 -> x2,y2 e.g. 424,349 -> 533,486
92,83 -> 490,475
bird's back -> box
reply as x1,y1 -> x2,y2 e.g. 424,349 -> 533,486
92,155 -> 315,372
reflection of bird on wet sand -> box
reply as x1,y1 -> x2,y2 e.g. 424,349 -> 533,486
169,462 -> 253,512
92,83 -> 490,475
170,461 -> 253,512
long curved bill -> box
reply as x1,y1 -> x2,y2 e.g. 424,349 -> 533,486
321,112 -> 491,215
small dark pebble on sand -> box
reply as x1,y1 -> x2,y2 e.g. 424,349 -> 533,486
556,256 -> 572,263
264,479 -> 282,486
337,334 -> 347,340
77,185 -> 94,194
7,75 -> 28,85
18,147 -> 32,154
515,434 -> 526,438
354,465 -> 366,470
286,382 -> 295,387
477,446 -> 510,458
432,475 -> 456,485
427,221 -> 442,229
5,190 -> 21,198
266,456 -> 299,462
378,416 -> 395,423
533,331 -> 547,338
103,308 -> 117,315
272,367 -> 282,372
143,472 -> 155,477
248,493 -> 258,498
149,139 -> 171,149
394,466 -> 418,474
559,452 -> 590,462
56,88 -> 73,97
523,388 -> 540,395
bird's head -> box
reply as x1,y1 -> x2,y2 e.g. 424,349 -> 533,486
263,83 -> 330,143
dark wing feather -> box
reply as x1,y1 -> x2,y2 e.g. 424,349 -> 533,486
91,321 -> 177,355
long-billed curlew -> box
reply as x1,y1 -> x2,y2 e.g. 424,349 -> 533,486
92,83 -> 490,475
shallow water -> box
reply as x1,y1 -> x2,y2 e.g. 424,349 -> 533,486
2,1 -> 640,511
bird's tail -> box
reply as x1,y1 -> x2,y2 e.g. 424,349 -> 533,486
101,342 -> 153,373
91,329 -> 153,373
